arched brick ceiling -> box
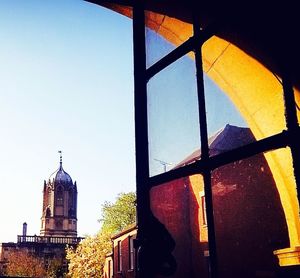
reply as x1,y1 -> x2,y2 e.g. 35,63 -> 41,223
87,0 -> 299,90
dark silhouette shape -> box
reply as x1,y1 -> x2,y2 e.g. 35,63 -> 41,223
137,213 -> 177,277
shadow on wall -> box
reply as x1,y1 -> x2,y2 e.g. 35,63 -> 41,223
150,177 -> 207,278
149,127 -> 289,278
212,153 -> 289,277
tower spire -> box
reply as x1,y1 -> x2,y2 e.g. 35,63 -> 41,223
58,150 -> 62,169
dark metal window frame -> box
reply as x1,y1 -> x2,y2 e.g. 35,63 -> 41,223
133,1 -> 300,278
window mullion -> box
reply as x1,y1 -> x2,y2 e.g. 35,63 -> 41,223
146,36 -> 194,80
132,3 -> 151,278
147,129 -> 291,187
193,13 -> 219,278
146,25 -> 216,81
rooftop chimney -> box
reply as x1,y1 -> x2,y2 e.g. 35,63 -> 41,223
22,222 -> 27,237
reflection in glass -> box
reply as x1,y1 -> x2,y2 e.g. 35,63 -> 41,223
150,174 -> 209,278
145,11 -> 192,68
148,133 -> 295,276
211,149 -> 289,277
146,27 -> 176,69
202,36 -> 285,154
147,52 -> 200,177
203,74 -> 248,140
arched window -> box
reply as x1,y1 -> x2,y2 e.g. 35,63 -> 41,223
55,219 -> 63,230
56,186 -> 63,206
45,207 -> 51,217
68,188 -> 73,208
47,187 -> 51,205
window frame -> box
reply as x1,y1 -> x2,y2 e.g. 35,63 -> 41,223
117,240 -> 122,272
128,235 -> 135,270
56,186 -> 64,206
132,2 -> 300,278
108,258 -> 112,278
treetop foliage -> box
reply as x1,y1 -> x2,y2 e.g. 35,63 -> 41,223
66,191 -> 136,278
99,191 -> 136,234
4,249 -> 46,277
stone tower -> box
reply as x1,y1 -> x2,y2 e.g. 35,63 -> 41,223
40,153 -> 77,237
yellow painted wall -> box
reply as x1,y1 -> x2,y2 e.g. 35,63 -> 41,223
188,174 -> 208,243
201,36 -> 300,248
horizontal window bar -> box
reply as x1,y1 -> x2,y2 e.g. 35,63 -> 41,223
145,22 -> 218,81
148,128 -> 295,188
146,36 -> 195,80
209,129 -> 290,170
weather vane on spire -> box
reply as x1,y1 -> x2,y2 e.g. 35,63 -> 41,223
58,150 -> 62,166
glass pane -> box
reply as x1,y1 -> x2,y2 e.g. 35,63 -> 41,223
202,36 -> 286,156
147,52 -> 200,177
145,10 -> 192,68
211,148 -> 291,277
149,174 -> 209,278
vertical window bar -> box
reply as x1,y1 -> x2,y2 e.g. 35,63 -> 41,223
282,70 -> 300,205
192,8 -> 219,278
132,1 -> 151,277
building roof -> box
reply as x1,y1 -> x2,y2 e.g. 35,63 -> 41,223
0,242 -> 17,247
49,155 -> 73,184
175,124 -> 255,168
87,0 -> 299,91
49,165 -> 73,184
111,223 -> 137,240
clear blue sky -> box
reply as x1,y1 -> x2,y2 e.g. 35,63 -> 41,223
0,0 -> 246,242
0,0 -> 135,242
146,29 -> 247,175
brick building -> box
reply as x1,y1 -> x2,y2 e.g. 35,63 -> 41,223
149,125 -> 288,277
103,224 -> 137,278
106,125 -> 289,277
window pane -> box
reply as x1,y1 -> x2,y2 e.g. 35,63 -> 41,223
211,149 -> 291,277
145,10 -> 192,68
202,36 -> 286,155
150,174 -> 209,278
147,52 -> 200,177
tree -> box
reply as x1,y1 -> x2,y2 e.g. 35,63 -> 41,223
100,191 -> 136,233
5,249 -> 46,277
46,258 -> 66,278
66,191 -> 136,278
66,230 -> 111,278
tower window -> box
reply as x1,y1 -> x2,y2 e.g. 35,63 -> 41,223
47,187 -> 52,205
56,219 -> 63,229
69,188 -> 74,208
56,186 -> 64,206
45,207 -> 51,217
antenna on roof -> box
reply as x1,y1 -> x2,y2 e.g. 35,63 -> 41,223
154,158 -> 173,173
